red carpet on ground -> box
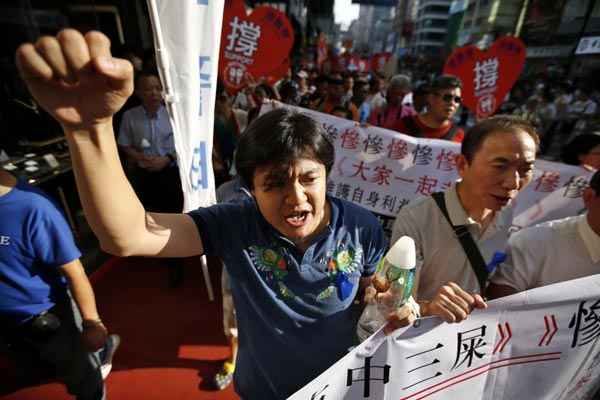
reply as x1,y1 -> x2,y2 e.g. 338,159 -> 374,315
0,257 -> 240,400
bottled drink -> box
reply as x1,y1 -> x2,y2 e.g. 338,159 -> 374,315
357,236 -> 417,341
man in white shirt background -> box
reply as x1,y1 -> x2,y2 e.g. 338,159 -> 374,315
488,170 -> 600,298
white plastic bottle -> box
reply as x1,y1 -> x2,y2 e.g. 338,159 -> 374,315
356,236 -> 417,341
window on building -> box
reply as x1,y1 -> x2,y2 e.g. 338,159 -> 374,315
423,5 -> 450,14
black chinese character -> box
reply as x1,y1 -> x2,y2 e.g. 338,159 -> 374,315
346,356 -> 390,398
563,176 -> 588,198
365,191 -> 380,207
412,144 -> 433,165
335,183 -> 351,200
363,134 -> 384,154
310,384 -> 329,400
569,299 -> 600,348
352,187 -> 364,203
452,326 -> 488,370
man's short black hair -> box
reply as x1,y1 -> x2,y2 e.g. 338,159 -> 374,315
461,115 -> 540,163
235,108 -> 335,189
429,75 -> 462,93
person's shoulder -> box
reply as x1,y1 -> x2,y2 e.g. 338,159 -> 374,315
9,181 -> 62,217
511,216 -> 578,247
124,104 -> 144,115
332,197 -> 378,225
398,194 -> 434,217
122,105 -> 144,120
392,195 -> 435,232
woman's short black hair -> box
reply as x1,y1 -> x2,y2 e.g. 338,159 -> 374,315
561,133 -> 600,165
461,115 -> 540,163
235,108 -> 335,189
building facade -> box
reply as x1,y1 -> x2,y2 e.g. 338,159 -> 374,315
456,0 -> 525,48
410,0 -> 452,56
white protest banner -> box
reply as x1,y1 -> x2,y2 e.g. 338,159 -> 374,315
289,274 -> 600,400
147,0 -> 224,212
261,102 -> 593,234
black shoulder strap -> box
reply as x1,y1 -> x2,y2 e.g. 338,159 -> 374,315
402,116 -> 422,137
431,192 -> 488,291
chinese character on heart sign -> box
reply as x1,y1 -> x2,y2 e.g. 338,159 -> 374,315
474,57 -> 499,92
477,94 -> 496,116
226,16 -> 261,57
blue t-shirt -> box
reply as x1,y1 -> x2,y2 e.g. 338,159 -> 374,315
188,196 -> 386,399
0,180 -> 81,324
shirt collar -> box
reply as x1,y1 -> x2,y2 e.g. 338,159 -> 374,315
444,182 -> 512,229
445,183 -> 473,226
577,214 -> 600,263
142,104 -> 164,119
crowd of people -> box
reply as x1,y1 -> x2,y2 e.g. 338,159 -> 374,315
2,28 -> 600,400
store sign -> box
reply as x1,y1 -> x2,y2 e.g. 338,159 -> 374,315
219,0 -> 294,93
443,36 -> 526,119
575,36 -> 600,55
527,46 -> 573,58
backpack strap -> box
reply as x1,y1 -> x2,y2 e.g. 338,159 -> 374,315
431,192 -> 489,291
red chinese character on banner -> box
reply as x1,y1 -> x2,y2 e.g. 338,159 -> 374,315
387,139 -> 408,160
534,171 -> 561,192
340,129 -> 360,150
436,149 -> 458,171
371,165 -> 393,186
350,161 -> 371,181
415,175 -> 438,196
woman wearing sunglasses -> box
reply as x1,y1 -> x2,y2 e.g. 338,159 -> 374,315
395,75 -> 465,143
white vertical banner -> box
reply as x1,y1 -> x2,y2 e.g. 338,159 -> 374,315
147,0 -> 224,211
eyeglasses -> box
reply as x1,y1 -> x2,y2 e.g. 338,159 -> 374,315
436,93 -> 462,105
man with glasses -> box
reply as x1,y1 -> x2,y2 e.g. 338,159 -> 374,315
396,75 -> 465,142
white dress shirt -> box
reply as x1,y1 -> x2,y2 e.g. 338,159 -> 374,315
491,214 -> 600,292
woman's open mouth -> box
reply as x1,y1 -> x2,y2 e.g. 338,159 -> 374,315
285,211 -> 310,227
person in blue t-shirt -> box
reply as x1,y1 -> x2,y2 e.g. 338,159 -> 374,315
16,30 -> 484,399
0,169 -> 119,400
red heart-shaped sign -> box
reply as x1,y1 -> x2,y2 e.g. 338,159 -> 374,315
220,0 -> 294,93
443,36 -> 526,118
